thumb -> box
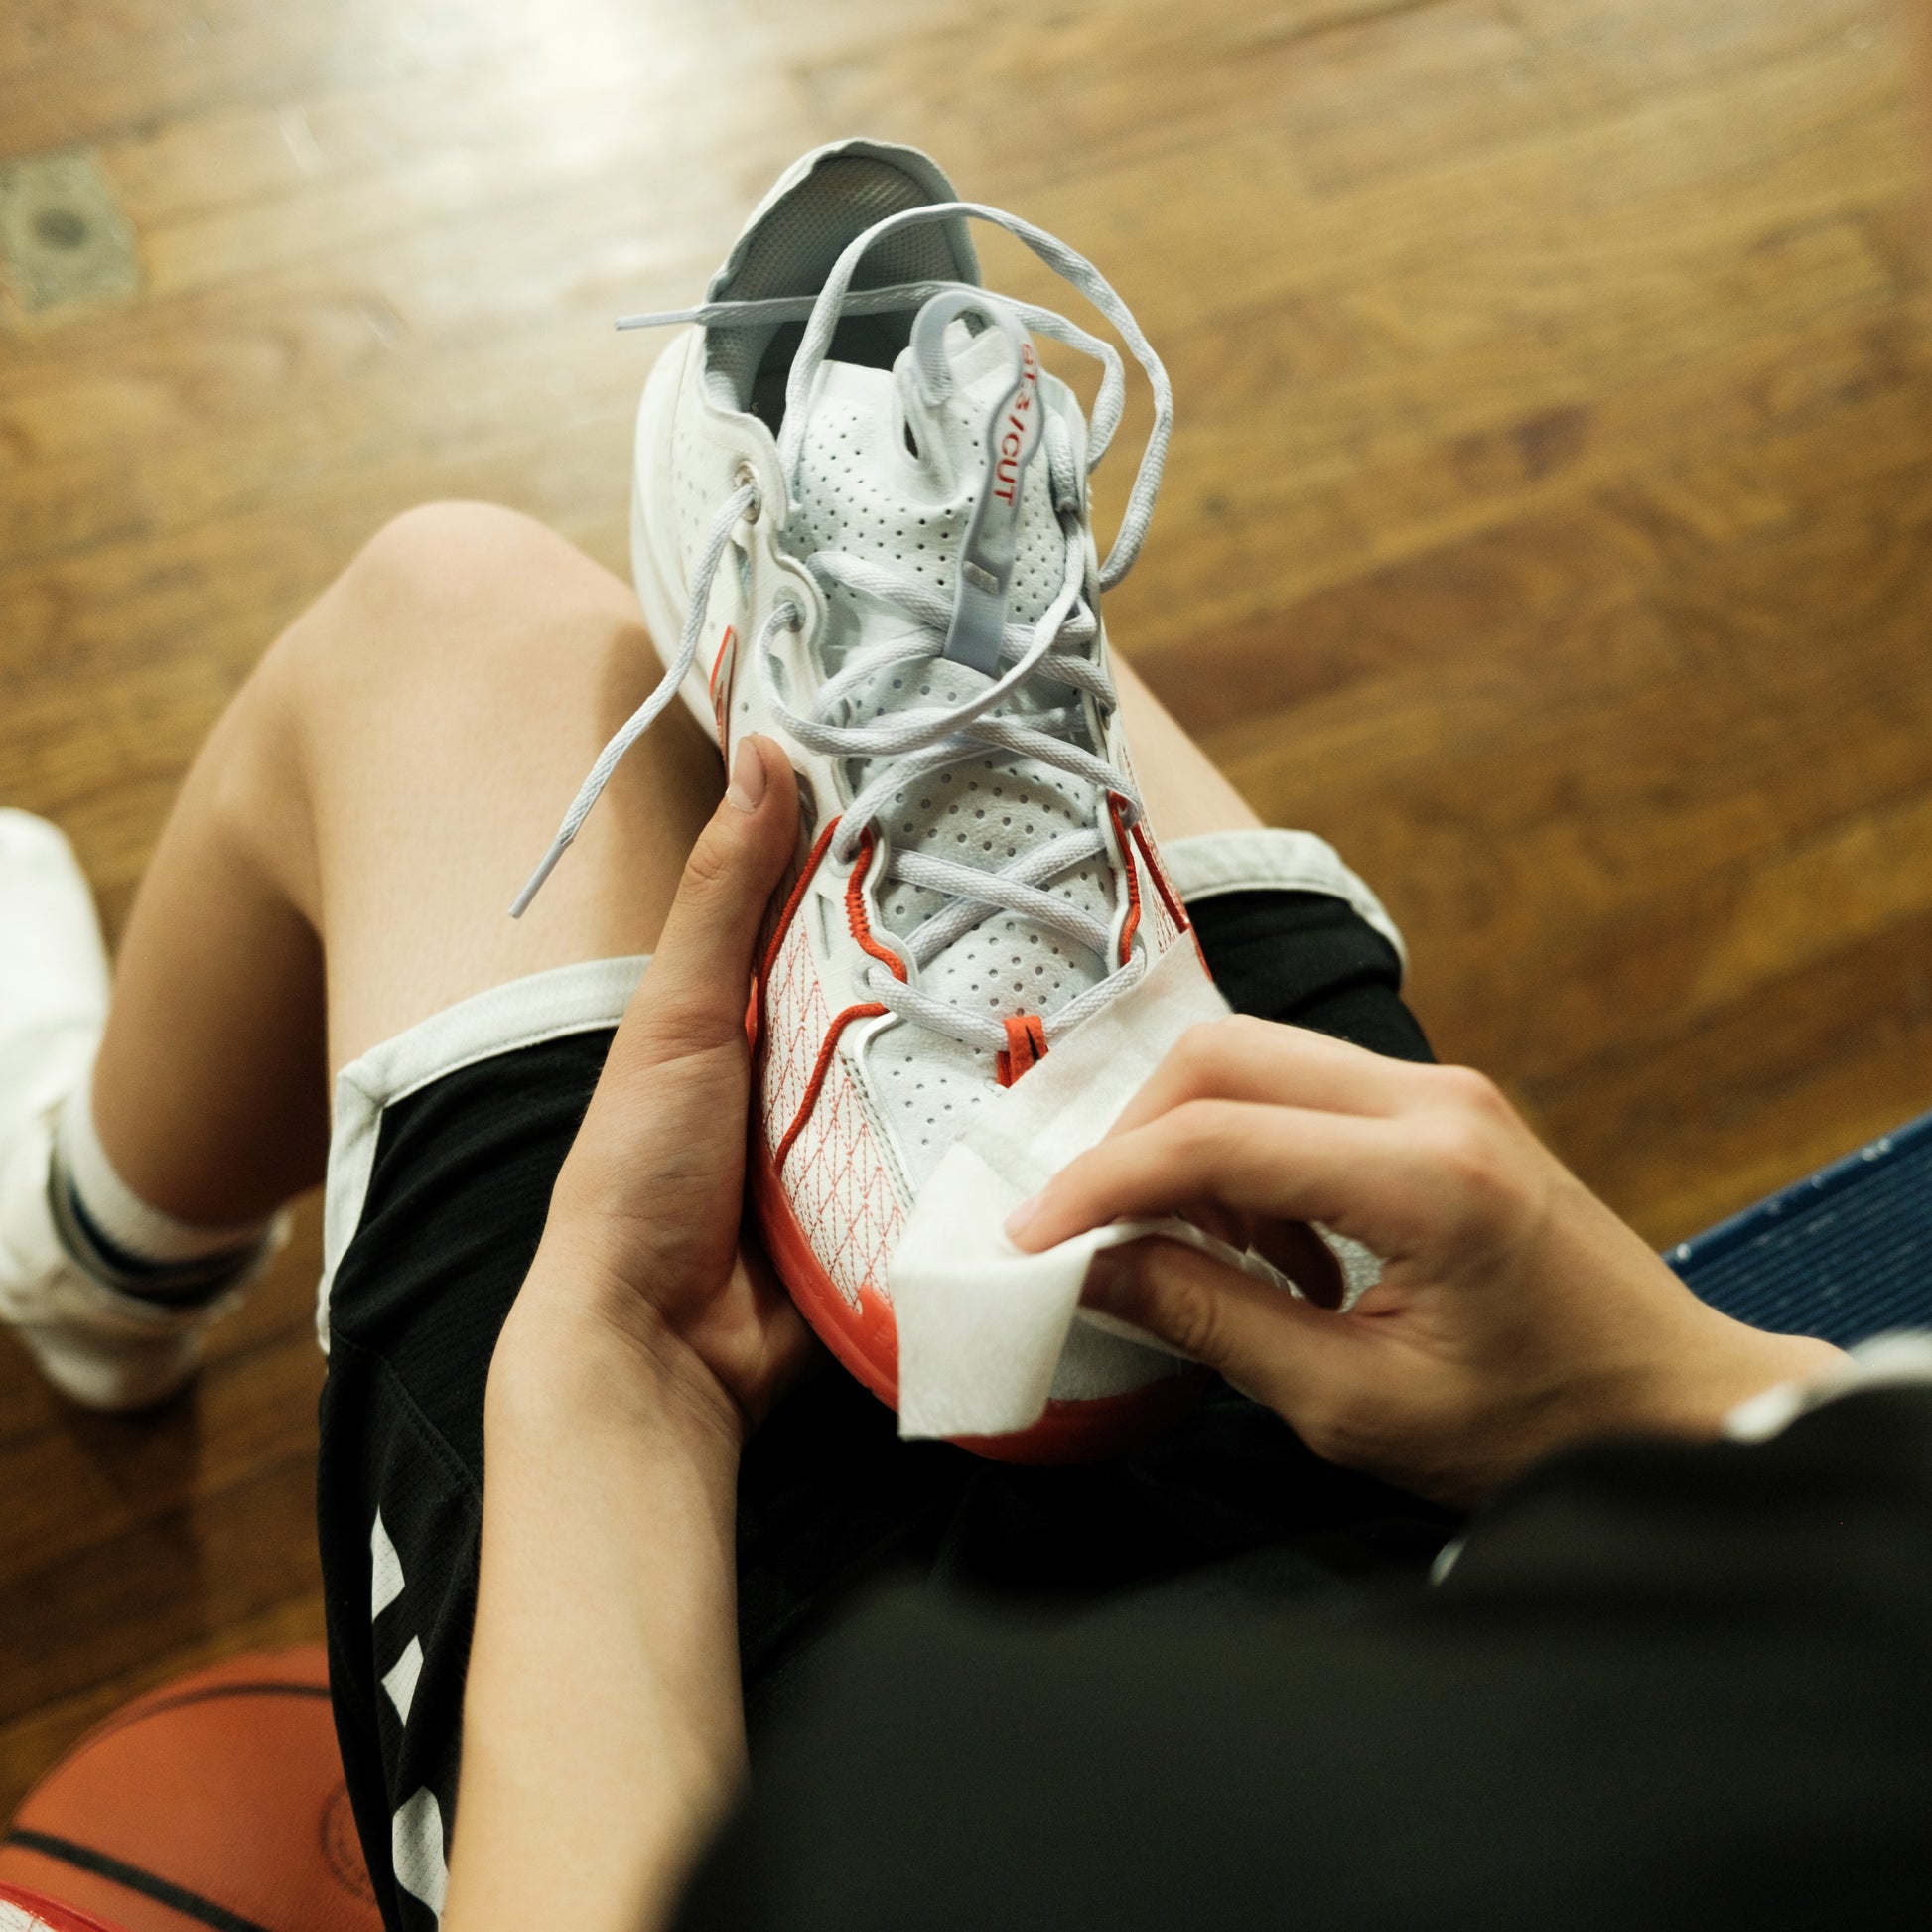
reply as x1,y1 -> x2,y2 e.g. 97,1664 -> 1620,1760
621,735 -> 798,1055
1083,1235 -> 1366,1421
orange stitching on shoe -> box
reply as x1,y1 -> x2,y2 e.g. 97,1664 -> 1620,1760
775,1002 -> 890,1171
996,1012 -> 1048,1087
707,624 -> 737,745
1130,815 -> 1190,935
761,816 -> 841,986
1108,794 -> 1142,964
845,828 -> 909,982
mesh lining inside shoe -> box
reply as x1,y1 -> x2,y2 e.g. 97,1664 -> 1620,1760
705,153 -> 975,419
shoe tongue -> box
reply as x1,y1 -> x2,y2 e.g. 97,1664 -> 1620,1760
793,316 -> 1064,647
897,315 -> 1038,554
784,317 -> 1119,1142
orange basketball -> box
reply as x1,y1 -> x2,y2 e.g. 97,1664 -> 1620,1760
0,1646 -> 381,1932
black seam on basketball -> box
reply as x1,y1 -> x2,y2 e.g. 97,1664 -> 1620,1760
112,1681 -> 332,1722
41,1680 -> 334,1771
4,1830 -> 275,1932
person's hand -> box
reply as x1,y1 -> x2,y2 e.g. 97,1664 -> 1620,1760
456,740 -> 808,1932
1005,1017 -> 1844,1505
494,736 -> 813,1454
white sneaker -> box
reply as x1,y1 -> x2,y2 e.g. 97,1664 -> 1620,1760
519,143 -> 1213,1457
0,811 -> 233,1411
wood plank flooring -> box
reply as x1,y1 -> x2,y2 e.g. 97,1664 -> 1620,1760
4,0 -> 1930,1814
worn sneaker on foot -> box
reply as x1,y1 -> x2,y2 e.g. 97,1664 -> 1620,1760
518,142 -> 1218,1457
0,812 -> 240,1410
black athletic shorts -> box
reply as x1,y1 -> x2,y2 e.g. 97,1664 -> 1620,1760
315,832 -> 1441,1931
678,1378 -> 1932,1931
316,842 -> 1932,1931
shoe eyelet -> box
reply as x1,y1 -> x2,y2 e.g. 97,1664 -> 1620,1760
733,461 -> 761,519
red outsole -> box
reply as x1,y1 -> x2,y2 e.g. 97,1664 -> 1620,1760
749,1125 -> 1205,1464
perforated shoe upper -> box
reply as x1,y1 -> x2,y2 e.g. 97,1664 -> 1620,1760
615,147 -> 1193,1210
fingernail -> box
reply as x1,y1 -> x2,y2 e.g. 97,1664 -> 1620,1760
1003,1193 -> 1040,1244
726,738 -> 768,814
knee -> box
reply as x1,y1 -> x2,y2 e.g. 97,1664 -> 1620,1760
271,500 -> 632,703
207,503 -> 636,917
343,500 -> 573,631
354,497 -> 551,571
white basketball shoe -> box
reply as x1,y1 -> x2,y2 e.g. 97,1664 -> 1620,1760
518,142 -> 1219,1458
0,812 -> 241,1410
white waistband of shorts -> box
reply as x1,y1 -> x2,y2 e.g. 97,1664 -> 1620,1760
316,955 -> 649,1350
1161,828 -> 1407,972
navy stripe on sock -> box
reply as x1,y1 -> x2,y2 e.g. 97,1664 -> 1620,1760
46,1158 -> 260,1307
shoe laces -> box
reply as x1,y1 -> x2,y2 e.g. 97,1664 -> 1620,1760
512,202 -> 1173,1061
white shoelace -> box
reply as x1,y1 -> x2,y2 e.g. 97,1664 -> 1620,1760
512,201 -> 1173,1060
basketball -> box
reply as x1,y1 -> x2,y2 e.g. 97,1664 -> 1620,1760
0,1647 -> 381,1932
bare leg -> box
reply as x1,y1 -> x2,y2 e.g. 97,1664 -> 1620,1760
85,511 -> 1258,1231
1111,652 -> 1262,843
90,502 -> 721,1228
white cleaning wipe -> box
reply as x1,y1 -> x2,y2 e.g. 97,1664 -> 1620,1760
892,942 -> 1306,1438
890,940 -> 1389,1439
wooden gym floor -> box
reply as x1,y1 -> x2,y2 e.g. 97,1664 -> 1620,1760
4,0 -> 1932,1811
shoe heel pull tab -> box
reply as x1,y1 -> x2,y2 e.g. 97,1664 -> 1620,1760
909,289 -> 1043,678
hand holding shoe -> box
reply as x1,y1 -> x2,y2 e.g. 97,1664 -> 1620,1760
497,737 -> 812,1455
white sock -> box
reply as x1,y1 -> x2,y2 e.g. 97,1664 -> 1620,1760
49,1079 -> 272,1303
